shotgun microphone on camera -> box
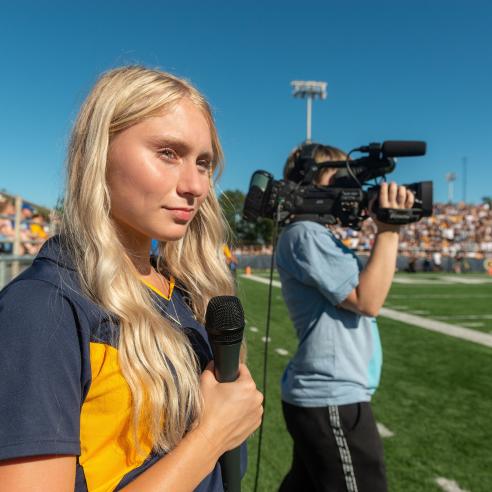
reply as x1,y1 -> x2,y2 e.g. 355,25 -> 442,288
354,141 -> 426,157
205,295 -> 245,492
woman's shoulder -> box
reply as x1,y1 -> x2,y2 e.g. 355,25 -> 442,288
0,236 -> 108,333
2,235 -> 74,291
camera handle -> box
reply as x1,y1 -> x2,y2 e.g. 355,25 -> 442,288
375,206 -> 423,225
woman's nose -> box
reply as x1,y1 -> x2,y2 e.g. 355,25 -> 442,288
176,160 -> 208,199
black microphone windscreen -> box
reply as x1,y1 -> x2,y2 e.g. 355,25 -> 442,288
205,296 -> 245,342
382,141 -> 426,157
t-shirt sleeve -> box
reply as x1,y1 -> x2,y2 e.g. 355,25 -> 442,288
0,279 -> 83,460
277,224 -> 360,306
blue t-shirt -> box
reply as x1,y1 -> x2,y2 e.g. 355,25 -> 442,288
276,221 -> 382,407
0,236 -> 245,491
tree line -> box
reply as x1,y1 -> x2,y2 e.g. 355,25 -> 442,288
218,190 -> 273,247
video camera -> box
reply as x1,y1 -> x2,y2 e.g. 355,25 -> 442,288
243,141 -> 433,229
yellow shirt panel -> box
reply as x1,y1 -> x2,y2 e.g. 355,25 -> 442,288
79,342 -> 152,492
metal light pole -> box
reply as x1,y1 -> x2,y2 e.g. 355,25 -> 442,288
462,157 -> 467,203
446,172 -> 456,203
291,80 -> 327,142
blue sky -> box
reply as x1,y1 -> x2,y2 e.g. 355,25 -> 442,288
1,0 -> 491,208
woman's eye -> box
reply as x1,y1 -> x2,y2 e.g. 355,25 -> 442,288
159,148 -> 178,161
197,159 -> 212,173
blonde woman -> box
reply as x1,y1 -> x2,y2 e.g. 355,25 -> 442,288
0,66 -> 263,491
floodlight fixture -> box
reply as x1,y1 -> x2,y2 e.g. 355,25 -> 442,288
290,80 -> 327,142
291,80 -> 327,99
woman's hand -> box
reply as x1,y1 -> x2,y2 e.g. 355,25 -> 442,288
372,181 -> 415,233
195,362 -> 263,457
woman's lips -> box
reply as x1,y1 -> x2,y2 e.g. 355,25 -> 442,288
164,207 -> 194,221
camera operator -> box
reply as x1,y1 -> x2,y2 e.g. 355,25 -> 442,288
276,143 -> 414,492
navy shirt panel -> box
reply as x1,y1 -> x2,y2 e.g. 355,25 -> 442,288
0,278 -> 88,460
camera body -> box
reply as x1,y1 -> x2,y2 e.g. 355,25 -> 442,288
243,141 -> 433,229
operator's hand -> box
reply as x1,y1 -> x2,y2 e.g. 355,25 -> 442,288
372,181 -> 415,233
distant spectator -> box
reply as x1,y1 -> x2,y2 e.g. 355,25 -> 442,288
0,199 -> 51,256
453,251 -> 464,274
223,243 -> 239,278
405,256 -> 417,273
0,198 -> 15,253
432,250 -> 442,271
20,203 -> 34,230
27,213 -> 49,254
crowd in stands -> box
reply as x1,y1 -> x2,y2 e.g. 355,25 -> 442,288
334,202 -> 492,260
0,194 -> 52,256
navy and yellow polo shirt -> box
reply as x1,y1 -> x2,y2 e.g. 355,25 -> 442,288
0,236 -> 233,491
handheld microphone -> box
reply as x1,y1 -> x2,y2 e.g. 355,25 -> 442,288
205,295 -> 245,492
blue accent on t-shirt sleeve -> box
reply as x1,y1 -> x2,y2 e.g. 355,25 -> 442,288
367,319 -> 383,390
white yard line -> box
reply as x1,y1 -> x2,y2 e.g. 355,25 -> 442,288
435,477 -> 469,492
390,294 -> 491,299
441,276 -> 492,285
275,348 -> 289,356
242,274 -> 281,287
393,276 -> 492,285
392,278 -> 449,285
241,274 -> 492,348
435,314 -> 492,319
380,308 -> 492,348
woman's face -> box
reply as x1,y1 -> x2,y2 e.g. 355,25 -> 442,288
107,98 -> 213,243
317,167 -> 338,186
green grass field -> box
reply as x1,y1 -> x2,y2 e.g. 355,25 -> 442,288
238,273 -> 492,492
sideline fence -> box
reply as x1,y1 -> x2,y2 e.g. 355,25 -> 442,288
236,254 -> 488,273
1,193 -> 54,287
0,255 -> 36,289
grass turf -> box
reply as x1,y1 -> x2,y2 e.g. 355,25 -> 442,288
238,273 -> 492,492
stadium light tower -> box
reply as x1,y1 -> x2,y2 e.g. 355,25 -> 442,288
291,80 -> 327,142
462,157 -> 468,203
446,172 -> 456,203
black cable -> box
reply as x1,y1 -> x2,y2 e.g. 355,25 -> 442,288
253,216 -> 280,492
345,150 -> 363,188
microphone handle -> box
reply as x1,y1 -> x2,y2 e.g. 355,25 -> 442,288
220,448 -> 241,492
213,342 -> 242,492
213,343 -> 241,382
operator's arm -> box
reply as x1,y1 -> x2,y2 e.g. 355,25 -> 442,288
340,182 -> 414,317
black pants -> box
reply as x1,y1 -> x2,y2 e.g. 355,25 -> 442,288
279,401 -> 387,492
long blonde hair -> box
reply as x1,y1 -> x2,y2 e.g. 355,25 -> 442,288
61,66 -> 234,452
